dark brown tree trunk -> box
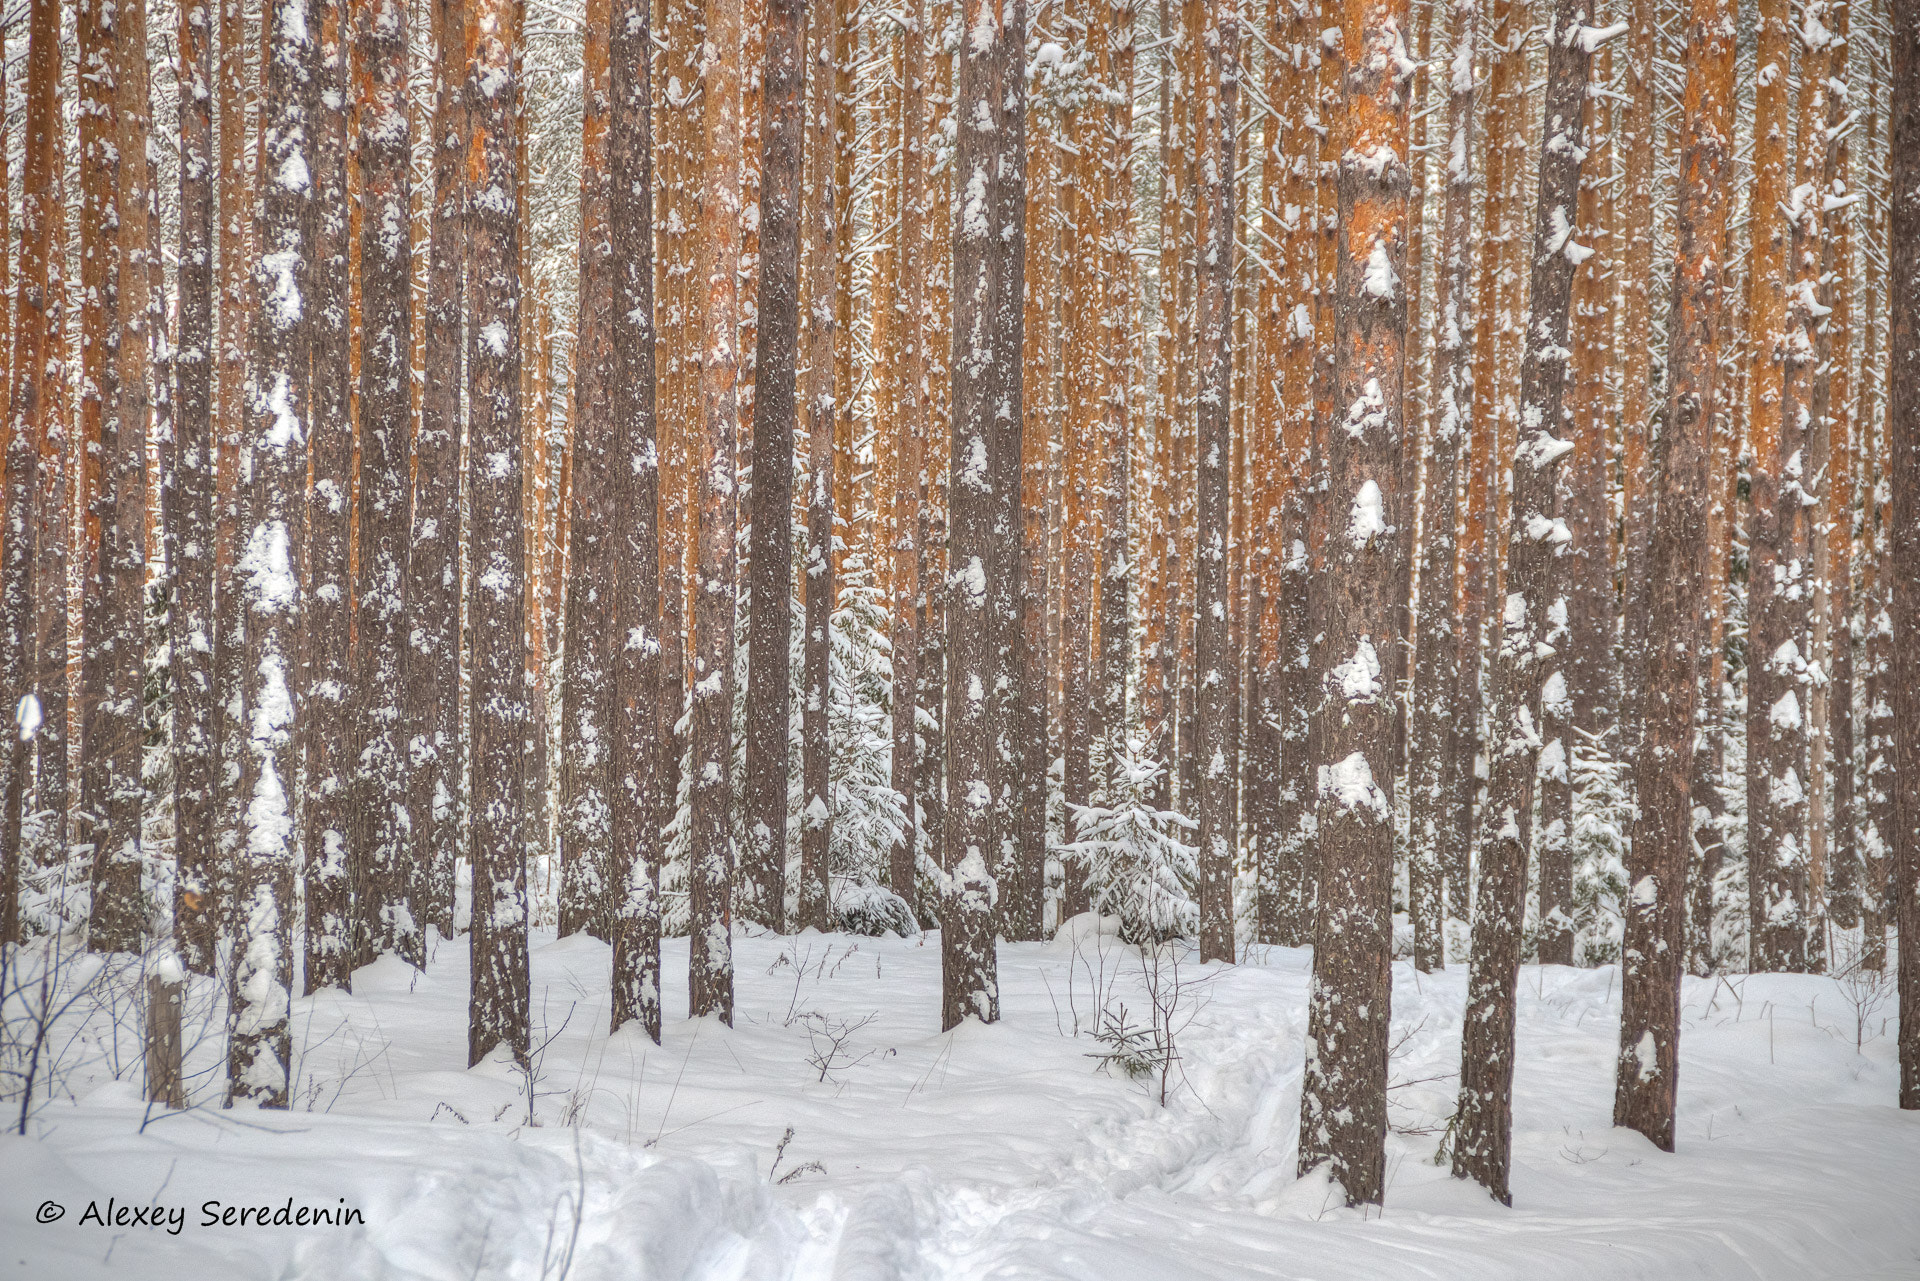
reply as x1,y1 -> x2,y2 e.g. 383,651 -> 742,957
1194,0 -> 1238,965
210,0 -> 254,961
1613,0 -> 1734,1148
352,0 -> 418,968
465,0 -> 532,1066
740,0 -> 804,931
1887,0 -> 1920,1110
303,0 -> 356,992
1268,0 -> 1317,949
1813,1 -> 1856,932
1744,0 -> 1810,974
559,0 -> 613,940
1408,0 -> 1477,975
1,0 -> 62,945
797,0 -> 839,935
227,0 -> 313,1105
943,0 -> 1020,1029
608,0 -> 661,1039
1098,0 -> 1136,802
77,0 -> 142,955
886,3 -> 928,915
31,149 -> 71,918
1451,0 -> 1600,1205
690,0 -> 743,1023
1297,0 -> 1410,1209
1006,98 -> 1052,944
167,0 -> 219,973
409,0 -> 468,941
1548,24 -> 1615,971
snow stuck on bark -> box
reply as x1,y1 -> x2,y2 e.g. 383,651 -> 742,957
1318,752 -> 1392,820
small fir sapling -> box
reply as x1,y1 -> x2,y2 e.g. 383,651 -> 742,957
1060,745 -> 1199,945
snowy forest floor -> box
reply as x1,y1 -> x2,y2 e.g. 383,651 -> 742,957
4,923 -> 1917,1280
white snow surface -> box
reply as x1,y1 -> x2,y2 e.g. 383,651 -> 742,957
5,930 -> 1916,1279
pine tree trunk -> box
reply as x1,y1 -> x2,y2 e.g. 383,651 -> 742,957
560,0 -> 614,940
349,0 -> 418,967
31,147 -> 70,899
303,0 -> 356,993
1193,0 -> 1237,965
0,0 -> 62,945
1004,118 -> 1053,942
741,0 -> 805,931
1060,4 -> 1104,918
210,0 -> 255,957
987,49 -> 1026,944
1746,1 -> 1827,972
465,0 -> 532,1065
1814,0 -> 1856,931
1098,0 -> 1136,803
1297,0 -> 1410,1208
166,0 -> 219,971
1886,0 -> 1920,1110
943,0 -> 1021,1029
1408,0 -> 1478,975
227,0 -> 313,1105
1452,0 -> 1598,1204
1175,0 -> 1204,817
1271,0 -> 1317,947
888,3 -> 927,910
1250,7 -> 1289,946
76,0 -> 138,954
1862,463 -> 1891,968
1147,1 -> 1177,811
1550,22 -> 1614,969
409,0 -> 468,941
690,0 -> 744,1023
1613,0 -> 1733,1148
797,0 -> 838,934
608,0 -> 661,1038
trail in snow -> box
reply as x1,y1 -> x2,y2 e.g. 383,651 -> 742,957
3,923 -> 1916,1279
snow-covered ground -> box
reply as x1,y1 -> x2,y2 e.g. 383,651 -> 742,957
4,924 -> 1916,1280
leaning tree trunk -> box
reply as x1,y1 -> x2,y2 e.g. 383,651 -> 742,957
408,0 -> 468,941
303,0 -> 356,993
1613,0 -> 1735,1149
227,0 -> 313,1107
1296,0 -> 1411,1210
1193,0 -> 1238,965
690,0 -> 744,1024
1886,0 -> 1919,1111
1407,0 -> 1478,975
740,0 -> 804,931
942,0 -> 1022,1030
1451,0 -> 1602,1205
608,0 -> 661,1040
465,0 -> 532,1067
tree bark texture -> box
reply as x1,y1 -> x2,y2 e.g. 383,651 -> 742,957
1613,0 -> 1734,1149
1297,0 -> 1411,1209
